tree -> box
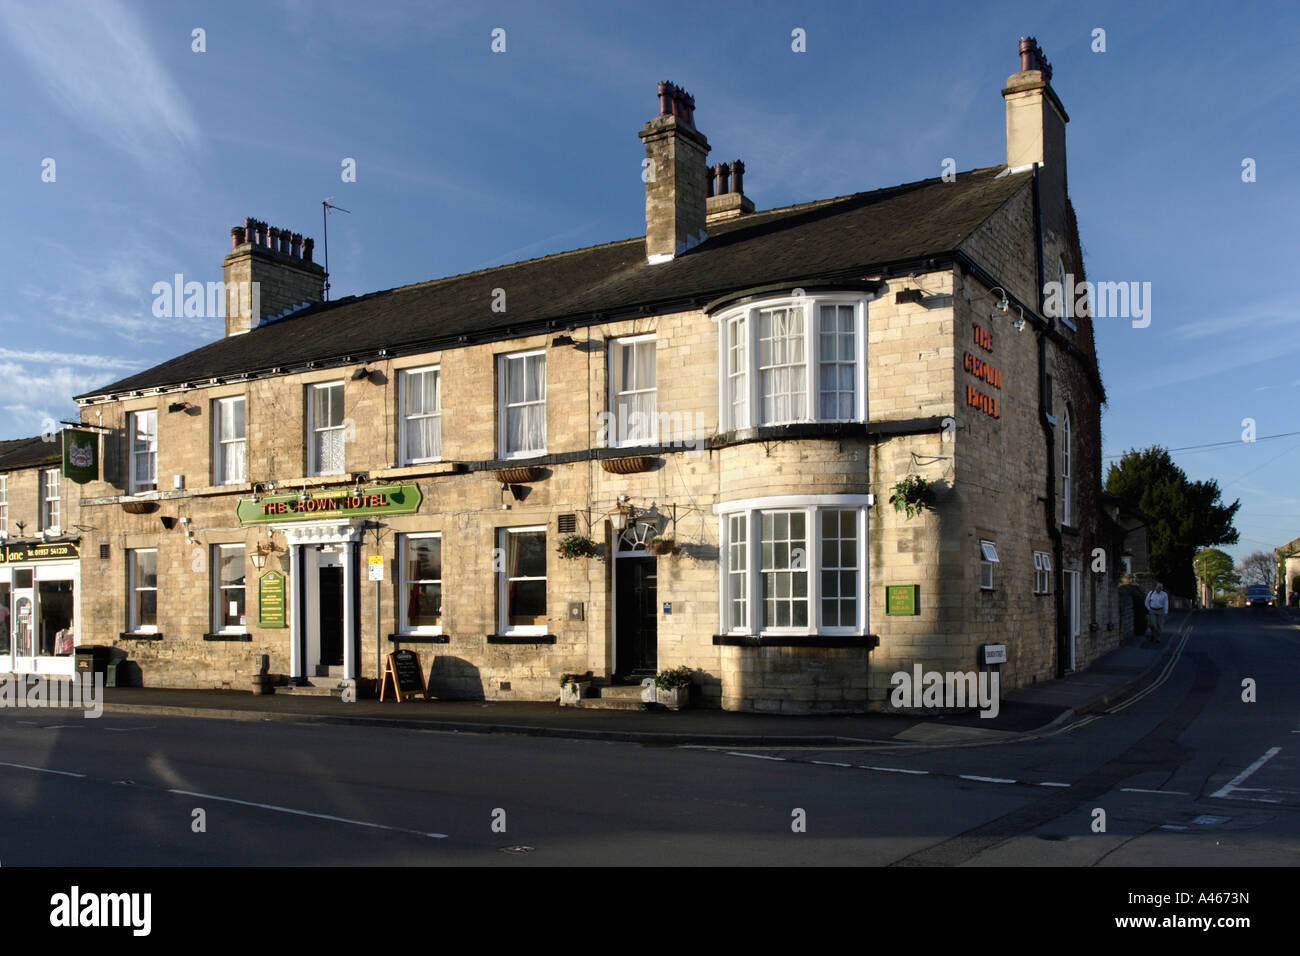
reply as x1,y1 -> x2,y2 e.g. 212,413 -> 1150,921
1237,550 -> 1274,588
1195,548 -> 1239,596
1105,446 -> 1240,598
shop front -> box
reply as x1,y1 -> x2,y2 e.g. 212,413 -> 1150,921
0,540 -> 81,676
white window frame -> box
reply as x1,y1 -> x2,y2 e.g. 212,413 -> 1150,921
212,544 -> 246,633
0,474 -> 8,538
307,382 -> 346,476
498,351 -> 547,459
213,396 -> 247,485
980,540 -> 1000,591
607,335 -> 657,447
716,495 -> 870,637
399,533 -> 443,635
41,469 -> 60,533
715,293 -> 869,431
129,409 -> 157,493
1061,407 -> 1073,527
1033,550 -> 1052,595
128,548 -> 158,633
399,366 -> 442,465
497,526 -> 547,635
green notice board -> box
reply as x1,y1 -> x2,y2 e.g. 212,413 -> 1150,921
886,584 -> 920,616
259,570 -> 287,628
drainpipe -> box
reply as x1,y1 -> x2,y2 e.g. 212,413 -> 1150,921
1033,164 -> 1066,677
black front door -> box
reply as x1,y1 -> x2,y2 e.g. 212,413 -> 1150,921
319,566 -> 344,667
615,557 -> 657,679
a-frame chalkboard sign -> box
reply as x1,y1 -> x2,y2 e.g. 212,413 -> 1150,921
380,649 -> 428,702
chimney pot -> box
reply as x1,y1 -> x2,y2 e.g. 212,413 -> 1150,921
715,162 -> 730,195
291,233 -> 303,258
729,159 -> 744,195
303,237 -> 315,263
657,81 -> 673,117
269,227 -> 282,253
231,226 -> 245,250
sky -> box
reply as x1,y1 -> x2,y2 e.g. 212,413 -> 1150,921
0,0 -> 1296,563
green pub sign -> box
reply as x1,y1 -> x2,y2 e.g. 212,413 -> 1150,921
886,584 -> 920,616
237,483 -> 422,525
258,570 -> 287,628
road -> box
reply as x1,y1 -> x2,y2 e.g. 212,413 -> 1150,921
0,608 -> 1296,867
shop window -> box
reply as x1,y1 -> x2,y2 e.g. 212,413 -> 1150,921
214,397 -> 246,484
980,540 -> 1000,590
41,469 -> 60,533
213,544 -> 246,632
608,337 -> 657,445
498,527 -> 546,633
0,581 -> 9,654
400,534 -> 442,632
38,580 -> 74,656
499,352 -> 546,458
130,410 -> 157,493
307,382 -> 346,476
129,549 -> 158,632
400,367 -> 442,464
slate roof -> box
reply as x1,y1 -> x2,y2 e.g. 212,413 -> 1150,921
79,165 -> 1031,400
0,435 -> 61,471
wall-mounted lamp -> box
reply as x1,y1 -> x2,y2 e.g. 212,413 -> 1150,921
989,287 -> 1010,312
551,334 -> 576,347
351,367 -> 371,381
167,401 -> 194,413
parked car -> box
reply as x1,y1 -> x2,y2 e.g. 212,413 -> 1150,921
1245,585 -> 1275,607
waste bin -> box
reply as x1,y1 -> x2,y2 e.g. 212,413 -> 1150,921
74,646 -> 112,675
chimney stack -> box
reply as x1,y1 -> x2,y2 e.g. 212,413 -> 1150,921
221,218 -> 326,336
706,159 -> 755,223
1003,37 -> 1069,219
639,82 -> 710,263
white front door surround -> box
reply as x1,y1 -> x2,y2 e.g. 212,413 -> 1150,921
278,520 -> 363,681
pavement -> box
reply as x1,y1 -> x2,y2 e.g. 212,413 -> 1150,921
80,610 -> 1200,746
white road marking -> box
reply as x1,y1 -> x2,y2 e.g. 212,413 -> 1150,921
724,752 -> 786,761
960,775 -> 1016,784
861,765 -> 928,775
1038,782 -> 1071,788
166,788 -> 448,838
1121,788 -> 1189,795
810,760 -> 851,767
0,761 -> 86,778
1211,747 -> 1282,799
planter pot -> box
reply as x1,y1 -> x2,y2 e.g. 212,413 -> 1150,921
559,680 -> 591,706
600,455 -> 657,475
494,466 -> 545,484
655,684 -> 691,710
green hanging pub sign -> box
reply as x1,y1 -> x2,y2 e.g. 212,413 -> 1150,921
236,483 -> 422,525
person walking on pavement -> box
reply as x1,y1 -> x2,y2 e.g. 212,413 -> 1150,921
1145,581 -> 1169,643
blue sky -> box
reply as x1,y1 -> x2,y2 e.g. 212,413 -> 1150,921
0,0 -> 1296,561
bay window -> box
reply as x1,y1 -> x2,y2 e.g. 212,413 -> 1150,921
718,496 -> 869,635
717,294 -> 868,430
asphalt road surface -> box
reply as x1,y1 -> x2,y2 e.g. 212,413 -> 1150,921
0,608 -> 1296,867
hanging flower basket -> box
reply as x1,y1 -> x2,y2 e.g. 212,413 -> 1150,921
601,455 -> 657,475
889,474 -> 935,519
494,466 -> 545,484
647,536 -> 678,556
556,534 -> 599,560
121,500 -> 158,515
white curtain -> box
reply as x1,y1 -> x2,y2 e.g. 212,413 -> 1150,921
506,355 -> 545,453
759,308 -> 806,423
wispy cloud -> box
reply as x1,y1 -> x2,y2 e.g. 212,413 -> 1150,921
0,348 -> 137,370
0,0 -> 200,168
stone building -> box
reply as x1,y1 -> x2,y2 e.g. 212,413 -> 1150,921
0,435 -> 81,676
71,38 -> 1125,711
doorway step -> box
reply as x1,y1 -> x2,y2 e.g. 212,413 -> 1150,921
276,672 -> 347,697
572,680 -> 653,710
